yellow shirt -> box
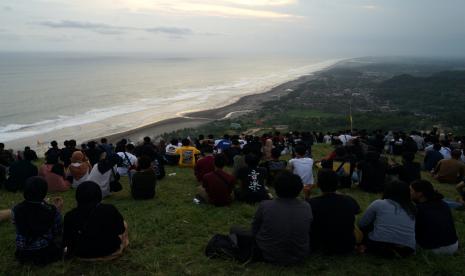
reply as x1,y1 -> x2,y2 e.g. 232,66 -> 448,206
175,146 -> 201,168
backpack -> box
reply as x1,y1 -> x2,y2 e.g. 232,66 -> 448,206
205,234 -> 239,260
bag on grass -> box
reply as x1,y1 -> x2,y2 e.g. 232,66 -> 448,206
205,234 -> 238,260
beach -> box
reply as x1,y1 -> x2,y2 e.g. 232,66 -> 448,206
1,57 -> 342,154
101,73 -> 319,144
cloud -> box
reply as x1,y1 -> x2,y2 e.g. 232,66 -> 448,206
218,0 -> 297,6
39,20 -> 197,37
145,27 -> 193,36
118,0 -> 300,19
39,20 -> 128,35
3,6 -> 12,11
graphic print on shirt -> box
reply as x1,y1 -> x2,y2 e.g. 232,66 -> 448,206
248,169 -> 261,192
182,150 -> 194,165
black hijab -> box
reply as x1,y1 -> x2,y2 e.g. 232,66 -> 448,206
75,181 -> 102,215
13,177 -> 56,239
97,153 -> 120,174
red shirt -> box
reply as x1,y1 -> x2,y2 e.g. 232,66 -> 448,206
202,170 -> 235,206
194,155 -> 215,182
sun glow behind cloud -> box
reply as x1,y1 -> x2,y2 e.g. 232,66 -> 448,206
117,0 -> 299,19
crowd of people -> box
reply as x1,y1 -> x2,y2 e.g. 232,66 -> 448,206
0,127 -> 464,266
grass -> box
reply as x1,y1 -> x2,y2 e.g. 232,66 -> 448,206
1,144 -> 465,275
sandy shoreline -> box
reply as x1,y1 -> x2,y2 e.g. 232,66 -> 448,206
3,59 -> 344,153
101,73 -> 318,144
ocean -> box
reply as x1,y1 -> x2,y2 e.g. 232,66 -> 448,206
0,52 -> 337,149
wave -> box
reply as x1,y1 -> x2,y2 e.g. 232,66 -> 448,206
0,59 -> 340,143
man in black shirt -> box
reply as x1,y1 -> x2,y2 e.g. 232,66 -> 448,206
308,169 -> 360,254
236,154 -> 270,203
252,171 -> 312,265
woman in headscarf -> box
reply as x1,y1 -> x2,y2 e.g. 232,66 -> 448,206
68,151 -> 91,188
12,177 -> 63,265
63,181 -> 128,260
38,154 -> 71,192
87,153 -> 121,198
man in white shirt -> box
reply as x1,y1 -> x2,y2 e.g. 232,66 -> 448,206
338,132 -> 353,146
288,144 -> 314,199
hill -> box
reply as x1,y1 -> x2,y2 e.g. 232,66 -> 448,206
1,145 -> 465,275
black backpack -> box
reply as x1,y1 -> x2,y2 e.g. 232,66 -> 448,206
205,234 -> 239,260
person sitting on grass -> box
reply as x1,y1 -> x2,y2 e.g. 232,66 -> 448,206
87,153 -> 120,198
288,144 -> 314,199
5,149 -> 38,192
12,177 -> 64,265
357,151 -> 387,193
165,138 -> 180,166
433,149 -> 465,184
251,171 -> 312,265
131,156 -> 157,200
387,151 -> 421,184
63,181 -> 128,260
410,180 -> 458,255
308,169 -> 361,255
175,138 -> 201,168
68,151 -> 92,188
38,154 -> 71,193
358,180 -> 416,257
236,153 -> 271,204
197,154 -> 235,207
194,145 -> 215,182
260,148 -> 287,185
424,143 -> 444,171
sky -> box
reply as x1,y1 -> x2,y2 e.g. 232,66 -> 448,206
1,0 -> 465,57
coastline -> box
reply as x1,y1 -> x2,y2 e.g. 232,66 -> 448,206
4,59 -> 344,153
101,73 -> 319,144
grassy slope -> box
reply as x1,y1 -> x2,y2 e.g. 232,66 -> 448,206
1,144 -> 464,276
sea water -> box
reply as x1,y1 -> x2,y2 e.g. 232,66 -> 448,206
0,52 -> 337,149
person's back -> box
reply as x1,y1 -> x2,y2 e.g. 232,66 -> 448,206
12,177 -> 63,265
39,163 -> 71,192
252,172 -> 312,265
175,139 -> 201,168
424,144 -> 443,171
194,148 -> 215,182
308,169 -> 360,254
387,152 -> 421,184
261,148 -> 287,185
288,145 -> 314,198
411,180 -> 458,254
236,154 -> 269,203
358,181 -> 416,257
6,151 -> 38,192
202,169 -> 235,206
64,181 -> 127,259
434,150 -> 465,183
131,156 -> 157,199
358,151 -> 386,193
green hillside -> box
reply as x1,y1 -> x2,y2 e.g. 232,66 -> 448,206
1,145 -> 465,275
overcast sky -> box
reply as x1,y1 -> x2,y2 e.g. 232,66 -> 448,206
1,0 -> 465,57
